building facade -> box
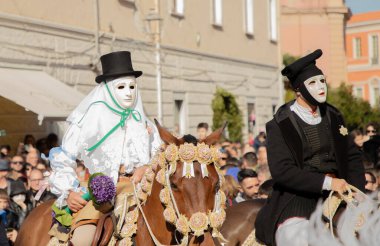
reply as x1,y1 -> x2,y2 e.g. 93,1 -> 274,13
346,11 -> 380,107
280,0 -> 349,87
0,0 -> 281,149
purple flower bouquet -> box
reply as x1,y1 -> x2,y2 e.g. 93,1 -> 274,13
65,172 -> 116,214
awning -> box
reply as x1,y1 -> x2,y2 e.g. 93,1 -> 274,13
0,67 -> 85,124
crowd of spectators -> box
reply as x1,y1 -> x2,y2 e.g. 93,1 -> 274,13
0,121 -> 378,244
0,133 -> 59,245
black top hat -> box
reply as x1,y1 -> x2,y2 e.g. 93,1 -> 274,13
95,51 -> 143,83
281,49 -> 324,89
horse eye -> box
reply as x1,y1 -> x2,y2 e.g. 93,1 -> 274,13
171,182 -> 178,190
118,85 -> 125,90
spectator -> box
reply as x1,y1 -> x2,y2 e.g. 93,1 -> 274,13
235,169 -> 260,203
25,150 -> 39,168
363,123 -> 380,168
364,122 -> 377,141
219,150 -> 229,167
46,133 -> 59,151
24,164 -> 32,178
258,179 -> 274,199
0,160 -> 13,196
241,152 -> 258,170
196,123 -> 209,140
257,146 -> 268,166
35,138 -> 49,161
350,129 -> 364,149
364,171 -> 378,194
8,156 -> 26,184
222,175 -> 240,207
0,146 -> 10,159
242,143 -> 255,155
27,169 -> 56,208
248,132 -> 254,146
9,182 -> 31,228
257,164 -> 271,185
253,131 -> 266,152
36,161 -> 48,173
0,189 -> 18,244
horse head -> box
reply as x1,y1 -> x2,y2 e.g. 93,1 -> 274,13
154,120 -> 227,245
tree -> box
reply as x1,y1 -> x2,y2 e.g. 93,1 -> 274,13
327,83 -> 380,130
212,87 -> 243,142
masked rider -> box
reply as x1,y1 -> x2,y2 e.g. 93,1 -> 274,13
48,51 -> 161,246
254,49 -> 365,246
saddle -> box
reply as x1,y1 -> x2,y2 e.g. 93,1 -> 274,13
91,212 -> 115,246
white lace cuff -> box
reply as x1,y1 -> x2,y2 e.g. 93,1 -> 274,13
322,176 -> 332,191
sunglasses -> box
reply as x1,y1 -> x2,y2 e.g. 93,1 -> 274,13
11,161 -> 23,165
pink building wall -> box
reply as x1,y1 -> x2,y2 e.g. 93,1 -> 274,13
280,0 -> 349,87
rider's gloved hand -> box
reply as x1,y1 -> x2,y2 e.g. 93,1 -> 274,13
67,191 -> 87,212
132,165 -> 149,184
331,178 -> 348,194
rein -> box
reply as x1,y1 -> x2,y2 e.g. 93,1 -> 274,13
325,184 -> 368,238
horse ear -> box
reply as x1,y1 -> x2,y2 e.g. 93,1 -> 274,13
202,122 -> 227,146
154,119 -> 180,145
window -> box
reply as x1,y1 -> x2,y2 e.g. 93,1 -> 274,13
269,0 -> 277,41
373,87 -> 380,106
174,100 -> 186,136
370,80 -> 380,107
353,86 -> 364,99
353,37 -> 362,59
245,0 -> 254,35
370,35 -> 379,65
212,0 -> 223,26
173,0 -> 184,16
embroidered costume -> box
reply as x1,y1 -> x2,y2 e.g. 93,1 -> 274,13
254,49 -> 365,246
47,51 -> 161,245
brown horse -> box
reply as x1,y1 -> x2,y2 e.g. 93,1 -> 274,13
220,199 -> 265,246
16,121 -> 225,246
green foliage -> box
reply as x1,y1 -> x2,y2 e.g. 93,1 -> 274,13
327,83 -> 380,130
283,53 -> 300,67
212,87 -> 243,142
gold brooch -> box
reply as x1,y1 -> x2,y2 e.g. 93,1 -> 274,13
339,125 -> 348,136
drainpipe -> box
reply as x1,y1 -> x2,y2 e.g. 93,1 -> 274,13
94,0 -> 100,61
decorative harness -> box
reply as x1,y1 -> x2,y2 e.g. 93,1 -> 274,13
119,142 -> 227,246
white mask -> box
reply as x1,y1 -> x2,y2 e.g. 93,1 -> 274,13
12,194 -> 26,203
109,76 -> 137,109
303,75 -> 327,103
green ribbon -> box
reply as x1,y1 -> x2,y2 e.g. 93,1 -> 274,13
79,82 -> 141,152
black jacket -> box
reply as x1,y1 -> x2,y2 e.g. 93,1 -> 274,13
255,101 -> 365,246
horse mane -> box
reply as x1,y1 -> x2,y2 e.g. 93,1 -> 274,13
183,134 -> 198,145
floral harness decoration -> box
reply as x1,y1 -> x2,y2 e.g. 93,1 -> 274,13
120,142 -> 227,246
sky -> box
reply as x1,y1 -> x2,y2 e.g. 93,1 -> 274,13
346,0 -> 380,14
